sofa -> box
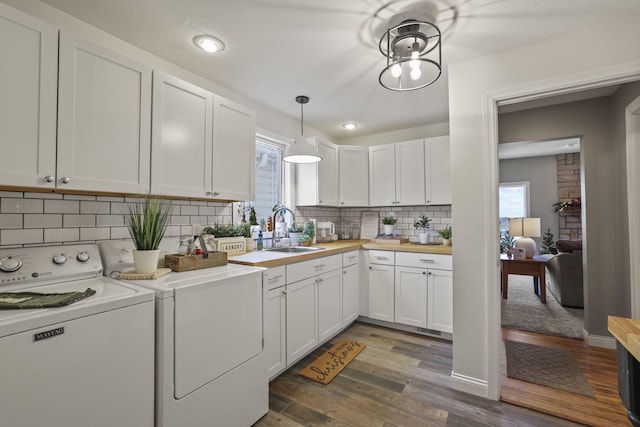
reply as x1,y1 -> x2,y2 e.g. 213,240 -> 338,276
539,240 -> 584,308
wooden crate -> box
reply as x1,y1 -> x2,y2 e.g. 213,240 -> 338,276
164,252 -> 228,272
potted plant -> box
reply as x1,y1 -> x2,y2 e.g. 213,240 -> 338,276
287,225 -> 304,246
203,223 -> 247,254
413,214 -> 432,244
298,234 -> 311,246
303,220 -> 316,243
438,226 -> 452,246
381,216 -> 397,236
122,196 -> 172,273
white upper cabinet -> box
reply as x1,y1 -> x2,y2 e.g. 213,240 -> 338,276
369,140 -> 425,206
0,4 -> 57,189
212,96 -> 256,201
57,32 -> 152,193
338,146 -> 369,206
424,136 -> 452,205
151,71 -> 213,198
296,137 -> 339,206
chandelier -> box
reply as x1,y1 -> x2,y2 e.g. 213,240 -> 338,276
378,2 -> 442,91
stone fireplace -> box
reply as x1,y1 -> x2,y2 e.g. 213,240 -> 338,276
557,152 -> 582,240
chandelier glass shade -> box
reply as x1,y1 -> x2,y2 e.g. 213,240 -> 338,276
379,19 -> 441,91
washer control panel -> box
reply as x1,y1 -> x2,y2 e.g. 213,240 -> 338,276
0,244 -> 102,288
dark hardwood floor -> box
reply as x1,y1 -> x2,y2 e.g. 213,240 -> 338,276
255,322 -> 585,426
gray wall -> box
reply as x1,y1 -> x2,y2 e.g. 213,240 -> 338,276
499,156 -> 559,250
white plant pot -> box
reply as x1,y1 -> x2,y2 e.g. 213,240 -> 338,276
442,238 -> 451,246
383,224 -> 395,236
288,232 -> 301,246
419,232 -> 428,244
132,249 -> 160,274
245,237 -> 254,252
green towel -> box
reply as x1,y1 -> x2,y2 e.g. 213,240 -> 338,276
0,288 -> 96,309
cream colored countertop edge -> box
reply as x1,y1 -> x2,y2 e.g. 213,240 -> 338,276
608,315 -> 640,361
228,240 -> 452,268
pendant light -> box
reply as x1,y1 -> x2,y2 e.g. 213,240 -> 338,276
283,95 -> 322,164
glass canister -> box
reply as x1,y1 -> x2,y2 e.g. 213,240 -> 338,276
340,223 -> 350,240
351,223 -> 360,240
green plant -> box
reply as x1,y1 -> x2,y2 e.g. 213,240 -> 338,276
121,196 -> 172,250
297,234 -> 311,243
248,206 -> 258,226
259,218 -> 266,226
288,225 -> 304,233
438,226 -> 452,239
203,223 -> 246,238
381,216 -> 398,225
553,198 -> 581,213
500,230 -> 514,254
240,222 -> 252,238
303,220 -> 315,238
413,215 -> 431,231
539,228 -> 556,254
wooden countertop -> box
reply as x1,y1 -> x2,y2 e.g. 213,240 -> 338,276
228,240 -> 452,268
608,315 -> 640,360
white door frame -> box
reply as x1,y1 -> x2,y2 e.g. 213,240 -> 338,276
627,96 -> 640,318
483,66 -> 640,399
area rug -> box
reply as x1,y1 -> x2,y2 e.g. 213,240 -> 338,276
505,340 -> 594,397
299,339 -> 366,384
501,275 -> 584,339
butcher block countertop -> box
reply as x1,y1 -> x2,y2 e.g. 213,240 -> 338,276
228,240 -> 452,268
608,316 -> 640,361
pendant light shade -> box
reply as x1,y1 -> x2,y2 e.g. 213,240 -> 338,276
283,95 -> 322,164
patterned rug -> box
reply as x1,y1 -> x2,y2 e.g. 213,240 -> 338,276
501,275 -> 584,339
505,340 -> 595,397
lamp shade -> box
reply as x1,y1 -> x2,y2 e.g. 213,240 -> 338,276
508,217 -> 541,237
283,136 -> 322,164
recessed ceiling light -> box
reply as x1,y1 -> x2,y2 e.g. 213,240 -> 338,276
193,35 -> 225,53
342,122 -> 358,130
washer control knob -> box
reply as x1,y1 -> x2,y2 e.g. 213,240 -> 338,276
76,252 -> 90,262
0,256 -> 22,272
53,254 -> 67,265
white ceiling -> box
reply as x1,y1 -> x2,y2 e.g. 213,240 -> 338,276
38,0 -> 640,140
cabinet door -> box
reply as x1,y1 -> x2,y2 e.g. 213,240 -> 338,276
368,264 -> 395,321
0,4 -> 57,189
394,266 -> 428,328
339,146 -> 369,206
212,96 -> 256,201
286,277 -> 318,365
428,269 -> 453,333
368,144 -> 396,206
342,263 -> 359,325
151,71 -> 213,198
318,269 -> 342,343
395,139 -> 426,206
57,32 -> 151,193
265,286 -> 286,380
425,136 -> 451,205
317,139 -> 339,206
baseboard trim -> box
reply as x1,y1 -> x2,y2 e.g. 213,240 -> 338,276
451,371 -> 490,398
585,330 -> 616,349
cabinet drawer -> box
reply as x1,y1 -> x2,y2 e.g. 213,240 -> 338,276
286,254 -> 342,284
395,252 -> 451,270
367,250 -> 394,265
265,266 -> 286,290
342,250 -> 359,267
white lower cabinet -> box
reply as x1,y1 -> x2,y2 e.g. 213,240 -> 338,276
318,269 -> 342,343
427,269 -> 453,333
285,277 -> 318,366
264,267 -> 286,380
342,264 -> 359,325
394,266 -> 428,328
368,264 -> 395,322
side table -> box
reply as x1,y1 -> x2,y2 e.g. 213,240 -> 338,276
500,254 -> 547,303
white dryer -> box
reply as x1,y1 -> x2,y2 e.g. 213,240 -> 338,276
100,240 -> 269,427
0,244 -> 154,427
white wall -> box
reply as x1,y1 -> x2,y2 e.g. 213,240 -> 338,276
448,16 -> 640,399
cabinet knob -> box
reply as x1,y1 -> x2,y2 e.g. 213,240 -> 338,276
213,191 -> 220,197
44,175 -> 54,183
428,271 -> 432,275
60,177 -> 70,184
206,190 -> 213,196
341,202 -> 344,205
319,200 -> 323,204
423,271 -> 427,275
369,266 -> 372,270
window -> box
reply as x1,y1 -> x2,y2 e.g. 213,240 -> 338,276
250,137 -> 284,222
499,182 -> 530,231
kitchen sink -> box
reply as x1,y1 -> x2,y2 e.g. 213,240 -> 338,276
265,246 -> 326,253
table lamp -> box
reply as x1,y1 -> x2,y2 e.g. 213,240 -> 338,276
508,217 -> 541,258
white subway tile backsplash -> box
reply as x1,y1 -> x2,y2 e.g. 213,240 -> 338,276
97,215 -> 124,227
96,196 -> 125,202
110,227 -> 131,239
180,205 -> 198,215
64,215 -> 96,228
44,200 -> 79,214
110,202 -> 127,215
0,191 -> 22,198
80,227 -> 110,241
1,198 -> 43,214
0,214 -> 22,229
44,228 -> 79,243
198,206 -> 217,215
63,194 -> 96,201
170,216 -> 190,226
24,214 -> 62,229
25,192 -> 63,199
2,229 -> 43,245
80,201 -> 110,214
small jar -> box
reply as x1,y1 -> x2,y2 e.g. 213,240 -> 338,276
178,235 -> 194,255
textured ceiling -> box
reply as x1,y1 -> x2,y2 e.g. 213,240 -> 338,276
38,0 -> 640,139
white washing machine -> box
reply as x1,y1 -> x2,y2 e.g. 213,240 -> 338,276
0,244 -> 154,427
99,240 -> 269,427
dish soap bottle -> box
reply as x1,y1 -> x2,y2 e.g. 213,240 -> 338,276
257,230 -> 264,250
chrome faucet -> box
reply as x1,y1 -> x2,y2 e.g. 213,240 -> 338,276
273,203 -> 295,238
